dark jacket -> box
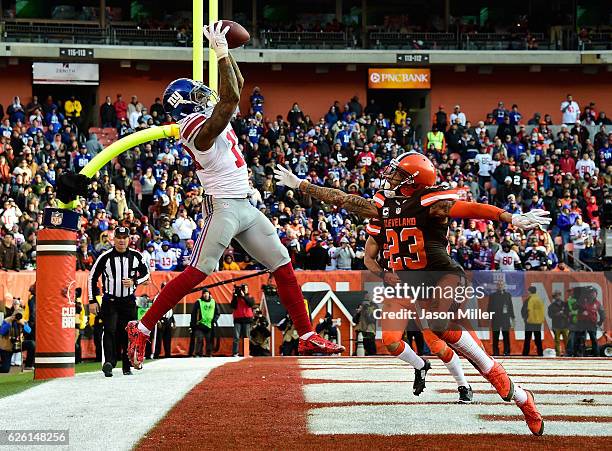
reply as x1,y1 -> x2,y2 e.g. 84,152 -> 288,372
488,290 -> 514,330
0,242 -> 19,270
547,299 -> 570,330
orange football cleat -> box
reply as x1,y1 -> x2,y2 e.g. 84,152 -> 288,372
483,361 -> 514,401
518,390 -> 544,436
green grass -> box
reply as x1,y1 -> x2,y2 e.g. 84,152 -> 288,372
0,361 -> 129,399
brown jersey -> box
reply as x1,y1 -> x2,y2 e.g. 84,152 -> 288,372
367,186 -> 463,272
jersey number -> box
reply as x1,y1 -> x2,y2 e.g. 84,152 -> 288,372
384,228 -> 427,270
226,130 -> 245,168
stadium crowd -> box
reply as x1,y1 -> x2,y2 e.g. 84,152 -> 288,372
0,89 -> 610,275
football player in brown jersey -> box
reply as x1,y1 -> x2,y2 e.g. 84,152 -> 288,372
275,152 -> 549,435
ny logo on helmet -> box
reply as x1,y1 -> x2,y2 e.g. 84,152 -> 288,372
167,91 -> 185,108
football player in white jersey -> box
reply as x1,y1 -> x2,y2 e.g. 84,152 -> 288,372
126,21 -> 344,367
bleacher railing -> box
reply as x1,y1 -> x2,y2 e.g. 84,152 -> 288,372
259,31 -> 349,49
0,20 -> 603,50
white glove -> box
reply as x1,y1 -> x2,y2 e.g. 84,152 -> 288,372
511,209 -> 551,230
273,164 -> 302,189
203,21 -> 230,61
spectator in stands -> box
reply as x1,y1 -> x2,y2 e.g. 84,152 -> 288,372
150,97 -> 165,120
7,96 -> 25,125
114,94 -> 128,123
221,254 -> 239,271
561,94 -> 580,125
0,233 -> 20,270
449,104 -> 466,126
492,101 -> 508,125
100,96 -> 117,127
250,87 -> 264,114
64,96 -> 82,121
521,286 -> 544,356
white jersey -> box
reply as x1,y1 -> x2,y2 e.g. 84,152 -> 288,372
155,249 -> 177,271
179,112 -> 249,198
494,249 -> 520,271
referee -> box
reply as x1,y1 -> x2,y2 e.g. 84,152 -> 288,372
88,226 -> 149,377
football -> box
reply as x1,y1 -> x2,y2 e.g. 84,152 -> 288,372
220,20 -> 250,49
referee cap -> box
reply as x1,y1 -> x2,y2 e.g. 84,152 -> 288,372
115,226 -> 129,237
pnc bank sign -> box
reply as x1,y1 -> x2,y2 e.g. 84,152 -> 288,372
368,68 -> 431,89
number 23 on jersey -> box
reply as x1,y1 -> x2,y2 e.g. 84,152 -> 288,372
383,227 -> 428,270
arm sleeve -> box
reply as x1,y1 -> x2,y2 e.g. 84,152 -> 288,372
88,253 -> 106,302
134,252 -> 150,285
449,200 -> 504,221
180,113 -> 208,151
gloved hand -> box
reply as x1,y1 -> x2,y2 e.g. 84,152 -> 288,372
273,164 -> 302,189
511,209 -> 551,230
203,21 -> 230,61
56,172 -> 90,204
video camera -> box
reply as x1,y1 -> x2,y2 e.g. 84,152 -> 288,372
234,284 -> 246,296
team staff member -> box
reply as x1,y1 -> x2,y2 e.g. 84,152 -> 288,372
88,227 -> 149,377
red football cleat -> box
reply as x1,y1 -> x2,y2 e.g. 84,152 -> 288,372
126,321 -> 149,369
483,361 -> 514,401
299,334 -> 345,355
518,390 -> 544,436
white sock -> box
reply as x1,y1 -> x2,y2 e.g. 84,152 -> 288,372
451,330 -> 494,374
397,341 -> 425,369
513,384 -> 528,405
300,331 -> 314,340
137,321 -> 151,336
444,353 -> 469,388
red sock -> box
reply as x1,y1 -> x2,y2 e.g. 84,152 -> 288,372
272,262 -> 312,336
141,266 -> 207,331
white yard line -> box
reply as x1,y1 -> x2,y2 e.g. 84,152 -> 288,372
0,357 -> 239,451
302,357 -> 612,437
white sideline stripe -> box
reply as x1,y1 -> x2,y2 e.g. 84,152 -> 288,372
0,357 -> 239,450
299,365 -> 612,374
35,357 -> 75,364
36,244 -> 77,252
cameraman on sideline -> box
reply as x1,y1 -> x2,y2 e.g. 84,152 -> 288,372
231,284 -> 254,357
0,306 -> 34,372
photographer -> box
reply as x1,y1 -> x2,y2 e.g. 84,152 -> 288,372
0,307 -> 34,372
521,286 -> 545,356
249,308 -> 271,356
190,288 -> 218,357
277,314 -> 299,356
353,300 -> 377,355
576,287 -> 605,356
231,284 -> 254,357
316,312 -> 338,343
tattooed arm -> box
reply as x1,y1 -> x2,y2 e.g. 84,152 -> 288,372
193,57 -> 240,151
429,199 -> 512,223
298,180 -> 379,218
227,53 -> 244,92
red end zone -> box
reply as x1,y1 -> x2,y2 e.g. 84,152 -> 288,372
139,358 -> 612,450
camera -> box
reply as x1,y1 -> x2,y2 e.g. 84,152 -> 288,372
14,312 -> 23,321
234,284 -> 245,296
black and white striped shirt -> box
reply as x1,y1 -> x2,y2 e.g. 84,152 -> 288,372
88,247 -> 150,301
